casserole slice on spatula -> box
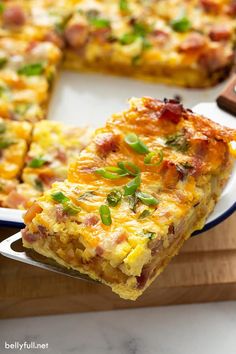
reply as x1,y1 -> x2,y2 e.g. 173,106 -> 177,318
1,77 -> 236,300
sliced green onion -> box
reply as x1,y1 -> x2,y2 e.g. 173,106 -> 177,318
136,191 -> 159,206
117,161 -> 140,176
51,191 -> 69,203
170,16 -> 191,33
124,133 -> 149,154
107,189 -> 122,207
0,139 -> 15,149
119,0 -> 129,12
99,204 -> 112,226
63,201 -> 81,215
0,57 -> 7,69
123,175 -> 141,196
28,156 -> 47,168
0,121 -> 6,134
119,32 -> 137,45
18,63 -> 44,76
141,229 -> 156,240
144,149 -> 163,166
88,17 -> 110,29
95,166 -> 127,179
51,191 -> 81,215
0,2 -> 5,14
35,179 -> 44,192
138,209 -> 151,219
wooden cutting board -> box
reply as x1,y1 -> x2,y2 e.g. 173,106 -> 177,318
1,213 -> 236,319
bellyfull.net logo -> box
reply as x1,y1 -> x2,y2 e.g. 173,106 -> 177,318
4,341 -> 49,350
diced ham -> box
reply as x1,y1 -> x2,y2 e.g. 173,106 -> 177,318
83,214 -> 99,227
21,227 -> 40,243
200,0 -> 220,13
55,148 -> 67,163
64,23 -> 89,48
44,31 -> 65,49
38,172 -> 62,187
92,27 -> 111,43
4,191 -> 27,209
179,33 -> 206,53
3,5 -> 26,27
198,47 -> 233,73
152,29 -> 169,44
95,133 -> 119,157
159,99 -> 183,124
55,205 -> 66,222
209,25 -> 231,41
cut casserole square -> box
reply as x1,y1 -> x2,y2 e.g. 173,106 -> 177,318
63,0 -> 236,87
22,97 -> 236,300
0,117 -> 31,206
0,37 -> 62,122
3,121 -> 91,209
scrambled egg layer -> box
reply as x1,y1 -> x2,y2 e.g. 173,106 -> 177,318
23,97 -> 236,299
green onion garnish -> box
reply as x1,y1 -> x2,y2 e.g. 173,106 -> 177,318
124,133 -> 149,154
117,161 -> 140,176
165,132 -> 189,152
62,202 -> 81,215
119,0 -> 129,12
141,230 -> 156,240
99,204 -> 112,226
170,16 -> 191,33
51,191 -> 81,215
0,139 -> 15,149
0,121 -> 6,134
51,191 -> 69,203
18,63 -> 44,76
123,175 -> 141,196
136,191 -> 159,206
95,166 -> 127,179
107,189 -> 122,207
144,149 -> 163,166
0,2 -> 5,14
0,57 -> 7,69
88,17 -> 110,29
138,209 -> 151,219
28,156 -> 47,168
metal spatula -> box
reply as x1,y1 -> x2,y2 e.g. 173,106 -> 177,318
0,76 -> 236,280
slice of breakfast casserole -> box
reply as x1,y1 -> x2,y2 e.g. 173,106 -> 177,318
3,121 -> 90,209
22,97 -> 236,300
0,117 -> 31,206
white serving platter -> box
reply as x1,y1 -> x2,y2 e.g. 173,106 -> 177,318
0,71 -> 235,234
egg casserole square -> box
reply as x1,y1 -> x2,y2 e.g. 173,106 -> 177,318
22,97 -> 236,299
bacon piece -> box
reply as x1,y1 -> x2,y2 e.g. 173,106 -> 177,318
55,205 -> 66,222
64,23 -> 89,48
95,133 -> 119,157
179,33 -> 206,53
83,214 -> 99,226
38,172 -> 63,187
227,1 -> 236,15
200,0 -> 220,13
209,25 -> 231,41
159,99 -> 183,124
3,5 -> 26,27
4,191 -> 27,209
44,31 -> 65,49
161,160 -> 182,188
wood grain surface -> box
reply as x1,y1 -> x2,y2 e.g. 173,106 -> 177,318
0,213 -> 236,318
